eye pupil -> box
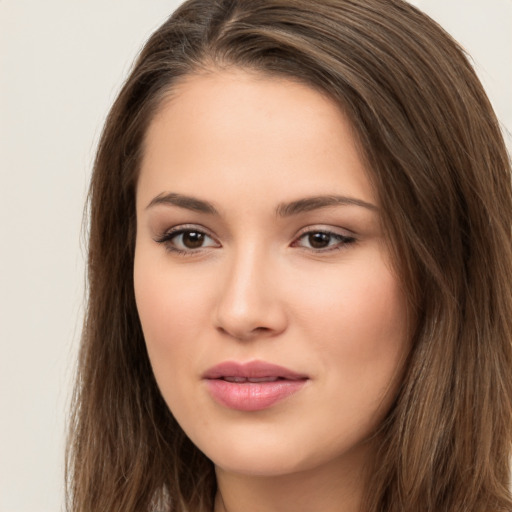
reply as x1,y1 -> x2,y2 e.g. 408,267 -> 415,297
182,231 -> 205,248
308,232 -> 330,249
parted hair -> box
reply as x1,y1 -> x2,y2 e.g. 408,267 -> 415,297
66,1 -> 512,511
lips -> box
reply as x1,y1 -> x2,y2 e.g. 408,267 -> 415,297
222,376 -> 282,383
203,361 -> 308,411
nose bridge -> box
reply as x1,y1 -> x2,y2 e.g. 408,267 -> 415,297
214,240 -> 286,340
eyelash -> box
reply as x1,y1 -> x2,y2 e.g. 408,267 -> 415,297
155,226 -> 357,255
292,229 -> 356,252
154,225 -> 219,256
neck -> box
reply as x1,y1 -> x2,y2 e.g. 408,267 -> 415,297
213,444 -> 370,512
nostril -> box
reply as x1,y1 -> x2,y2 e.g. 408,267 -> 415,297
253,326 -> 271,333
216,324 -> 273,341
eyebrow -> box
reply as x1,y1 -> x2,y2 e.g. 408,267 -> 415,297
146,192 -> 218,214
146,192 -> 377,216
276,195 -> 378,216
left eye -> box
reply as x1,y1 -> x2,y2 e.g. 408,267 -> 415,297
294,231 -> 356,251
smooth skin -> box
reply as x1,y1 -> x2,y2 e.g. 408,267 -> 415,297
134,69 -> 410,512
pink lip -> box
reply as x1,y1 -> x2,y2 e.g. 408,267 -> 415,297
203,360 -> 308,412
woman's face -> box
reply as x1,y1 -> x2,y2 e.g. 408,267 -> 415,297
134,69 -> 410,477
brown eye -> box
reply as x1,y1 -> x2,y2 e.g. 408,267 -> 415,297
293,230 -> 356,252
308,232 -> 331,249
182,231 -> 205,248
156,228 -> 219,253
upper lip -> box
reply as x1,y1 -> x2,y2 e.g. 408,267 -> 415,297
202,360 -> 308,380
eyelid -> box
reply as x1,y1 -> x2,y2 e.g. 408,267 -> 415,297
154,224 -> 221,253
154,223 -> 213,239
153,223 -> 356,254
292,224 -> 357,241
291,225 -> 357,251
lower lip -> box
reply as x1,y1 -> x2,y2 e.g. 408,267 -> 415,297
205,379 -> 307,411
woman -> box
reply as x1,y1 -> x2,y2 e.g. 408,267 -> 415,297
66,0 -> 512,511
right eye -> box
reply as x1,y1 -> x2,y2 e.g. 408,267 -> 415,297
155,227 -> 220,254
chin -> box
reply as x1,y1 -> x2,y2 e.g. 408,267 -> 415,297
194,426 -> 368,479
211,449 -> 312,477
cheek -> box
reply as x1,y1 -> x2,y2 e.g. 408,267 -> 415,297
133,249 -> 209,378
135,273 -> 200,343
134,235 -> 216,329
133,255 -> 213,429
297,254 -> 406,343
296,255 -> 409,400
343,272 -> 407,358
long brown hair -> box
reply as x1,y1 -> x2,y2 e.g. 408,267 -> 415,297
66,1 -> 512,510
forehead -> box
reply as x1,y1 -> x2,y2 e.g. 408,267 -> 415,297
138,69 -> 375,210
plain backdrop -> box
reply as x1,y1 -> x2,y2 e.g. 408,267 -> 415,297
0,1 -> 510,511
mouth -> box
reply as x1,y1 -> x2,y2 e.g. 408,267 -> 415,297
221,376 -> 290,383
203,360 -> 309,411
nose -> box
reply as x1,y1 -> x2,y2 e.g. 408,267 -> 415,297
213,247 -> 288,341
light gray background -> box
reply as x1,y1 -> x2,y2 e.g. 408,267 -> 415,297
0,1 -> 510,511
